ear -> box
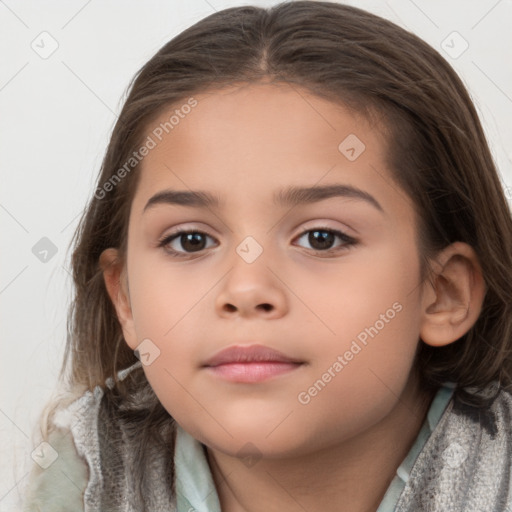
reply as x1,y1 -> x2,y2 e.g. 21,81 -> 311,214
99,248 -> 138,350
420,242 -> 486,347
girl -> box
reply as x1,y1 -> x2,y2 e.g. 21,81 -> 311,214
22,1 -> 512,511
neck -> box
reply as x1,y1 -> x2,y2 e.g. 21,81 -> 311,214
206,378 -> 436,512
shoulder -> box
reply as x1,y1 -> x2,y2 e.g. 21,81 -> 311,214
396,381 -> 512,511
450,381 -> 512,442
22,387 -> 104,512
23,362 -> 178,511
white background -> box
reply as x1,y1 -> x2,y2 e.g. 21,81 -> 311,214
1,0 -> 511,510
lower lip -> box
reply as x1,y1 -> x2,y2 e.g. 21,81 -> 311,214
205,362 -> 302,383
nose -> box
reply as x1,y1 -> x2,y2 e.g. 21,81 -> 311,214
215,252 -> 288,320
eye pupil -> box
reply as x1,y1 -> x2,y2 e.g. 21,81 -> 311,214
309,230 -> 335,250
181,232 -> 206,252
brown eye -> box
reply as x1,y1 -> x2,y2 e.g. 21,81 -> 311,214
294,228 -> 356,253
158,230 -> 217,256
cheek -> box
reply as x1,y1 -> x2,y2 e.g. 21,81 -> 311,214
291,271 -> 422,453
127,249 -> 217,341
294,239 -> 423,412
299,235 -> 422,353
125,253 -> 207,400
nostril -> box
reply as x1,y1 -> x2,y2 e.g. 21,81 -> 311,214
222,303 -> 273,313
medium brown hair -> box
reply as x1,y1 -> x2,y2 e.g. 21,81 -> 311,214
46,0 -> 512,502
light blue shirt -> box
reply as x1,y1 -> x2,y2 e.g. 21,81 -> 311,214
174,383 -> 456,512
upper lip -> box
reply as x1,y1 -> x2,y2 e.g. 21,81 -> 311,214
203,344 -> 303,367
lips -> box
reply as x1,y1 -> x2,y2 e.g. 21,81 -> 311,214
203,344 -> 302,367
202,344 -> 304,383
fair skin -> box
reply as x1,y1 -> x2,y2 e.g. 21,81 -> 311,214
100,82 -> 486,512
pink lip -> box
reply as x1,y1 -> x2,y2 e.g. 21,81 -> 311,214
203,344 -> 303,383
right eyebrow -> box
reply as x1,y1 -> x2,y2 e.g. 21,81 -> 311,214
143,189 -> 220,213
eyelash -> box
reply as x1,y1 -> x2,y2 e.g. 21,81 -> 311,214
157,227 -> 357,259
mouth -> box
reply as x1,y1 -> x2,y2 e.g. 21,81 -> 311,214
202,344 -> 304,383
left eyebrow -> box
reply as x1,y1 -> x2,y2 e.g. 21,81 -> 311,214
274,184 -> 384,213
143,184 -> 384,214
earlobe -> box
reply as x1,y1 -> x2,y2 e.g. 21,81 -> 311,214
99,248 -> 138,350
420,242 -> 486,348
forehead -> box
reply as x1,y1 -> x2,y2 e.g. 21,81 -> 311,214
130,82 -> 395,215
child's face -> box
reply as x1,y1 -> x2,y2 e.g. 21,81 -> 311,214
119,82 -> 429,456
